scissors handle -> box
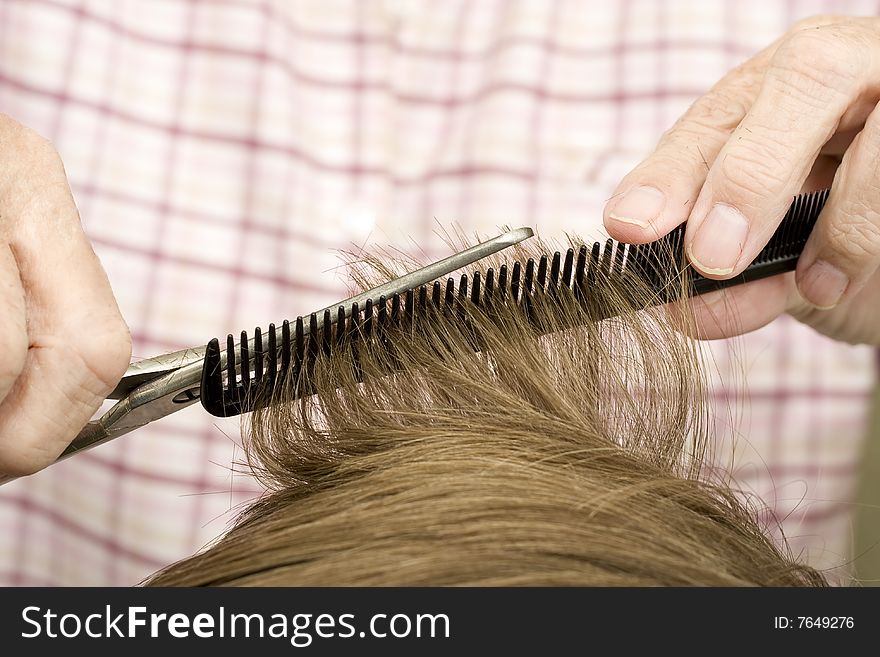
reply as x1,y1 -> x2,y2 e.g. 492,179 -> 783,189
0,358 -> 203,487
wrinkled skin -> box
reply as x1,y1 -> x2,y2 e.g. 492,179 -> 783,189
0,114 -> 130,475
604,15 -> 880,346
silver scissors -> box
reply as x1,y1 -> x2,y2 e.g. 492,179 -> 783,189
0,227 -> 533,486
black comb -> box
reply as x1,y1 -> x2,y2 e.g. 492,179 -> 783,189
200,189 -> 828,417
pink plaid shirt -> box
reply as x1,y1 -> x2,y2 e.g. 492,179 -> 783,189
0,0 -> 876,585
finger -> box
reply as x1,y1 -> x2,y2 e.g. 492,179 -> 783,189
788,267 -> 880,345
603,58 -> 767,244
0,243 -> 27,405
674,274 -> 793,341
599,15 -> 837,245
603,15 -> 847,246
794,103 -> 880,310
684,22 -> 871,279
0,129 -> 131,475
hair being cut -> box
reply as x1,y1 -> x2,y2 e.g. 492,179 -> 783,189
148,236 -> 827,586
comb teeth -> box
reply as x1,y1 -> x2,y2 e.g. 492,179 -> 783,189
200,189 -> 829,417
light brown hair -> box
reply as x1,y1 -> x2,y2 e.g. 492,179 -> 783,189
147,237 -> 827,586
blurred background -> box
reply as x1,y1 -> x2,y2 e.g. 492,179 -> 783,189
0,0 -> 877,585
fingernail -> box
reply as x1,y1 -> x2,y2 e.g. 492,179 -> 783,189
607,185 -> 666,228
799,260 -> 848,309
688,203 -> 749,275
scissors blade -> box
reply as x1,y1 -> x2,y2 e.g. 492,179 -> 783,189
107,348 -> 207,400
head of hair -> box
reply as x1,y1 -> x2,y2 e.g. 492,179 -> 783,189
147,237 -> 827,586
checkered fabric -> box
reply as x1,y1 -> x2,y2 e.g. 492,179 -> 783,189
0,0 -> 876,585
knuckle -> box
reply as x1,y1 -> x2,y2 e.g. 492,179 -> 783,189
0,118 -> 68,207
824,207 -> 880,261
0,112 -> 31,141
640,148 -> 704,183
680,85 -> 751,134
716,142 -> 792,201
20,128 -> 59,160
770,27 -> 861,102
1,118 -> 61,165
19,136 -> 66,186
